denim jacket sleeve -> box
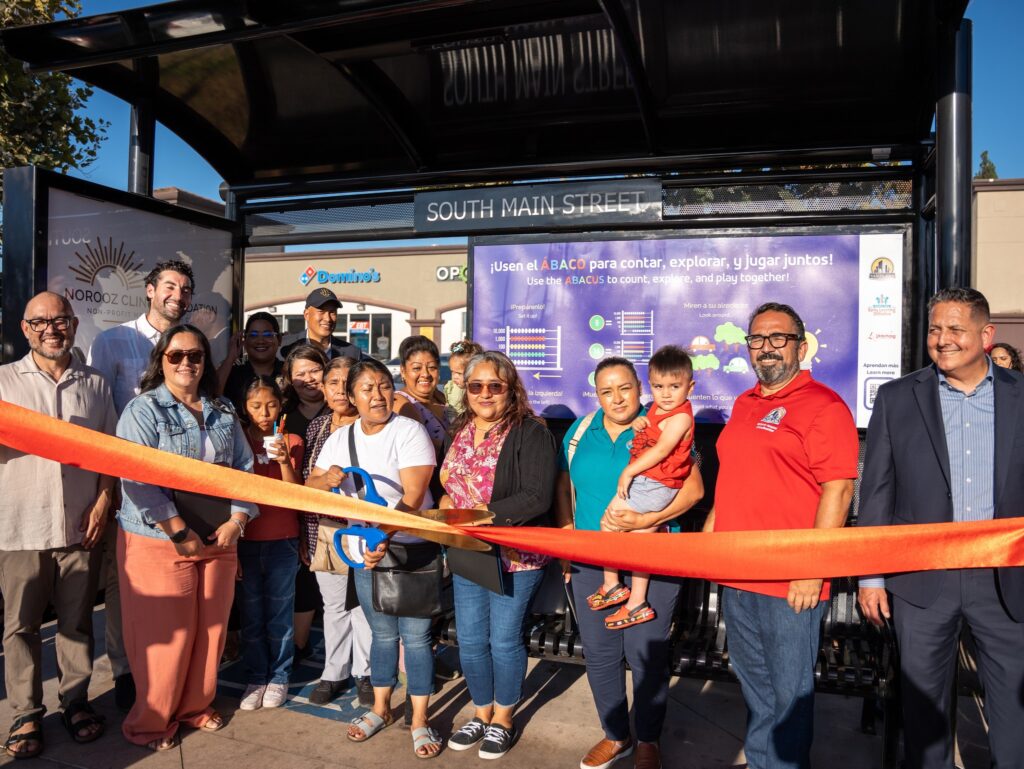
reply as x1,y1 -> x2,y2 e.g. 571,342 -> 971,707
115,395 -> 180,525
227,413 -> 259,520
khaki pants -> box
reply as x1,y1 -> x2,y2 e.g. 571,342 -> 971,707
0,545 -> 100,717
98,523 -> 129,677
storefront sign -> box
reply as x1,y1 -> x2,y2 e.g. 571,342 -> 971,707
414,180 -> 662,233
436,265 -> 467,282
300,265 -> 381,286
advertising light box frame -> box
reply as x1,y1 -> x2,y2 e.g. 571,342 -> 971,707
469,225 -> 913,428
1,167 -> 241,363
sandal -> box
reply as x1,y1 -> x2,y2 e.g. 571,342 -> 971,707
146,734 -> 179,752
61,701 -> 105,744
347,710 -> 394,743
411,726 -> 442,759
586,582 -> 630,610
200,711 -> 225,732
4,715 -> 43,760
605,602 -> 656,629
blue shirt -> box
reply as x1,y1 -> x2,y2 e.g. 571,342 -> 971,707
115,383 -> 257,538
938,361 -> 996,523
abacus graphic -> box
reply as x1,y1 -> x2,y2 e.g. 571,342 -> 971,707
497,325 -> 562,370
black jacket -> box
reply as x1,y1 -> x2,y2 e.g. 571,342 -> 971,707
279,335 -> 366,363
444,417 -> 558,526
858,363 -> 1024,621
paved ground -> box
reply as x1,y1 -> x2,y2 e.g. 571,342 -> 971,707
0,606 -> 991,768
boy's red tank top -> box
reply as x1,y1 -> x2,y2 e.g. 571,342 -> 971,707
630,400 -> 693,488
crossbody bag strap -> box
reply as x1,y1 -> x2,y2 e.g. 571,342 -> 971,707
347,423 -> 365,499
566,411 -> 596,524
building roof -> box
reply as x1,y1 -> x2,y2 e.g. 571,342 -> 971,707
1,0 -> 968,189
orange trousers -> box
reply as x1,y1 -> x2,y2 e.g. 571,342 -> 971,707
117,529 -> 236,745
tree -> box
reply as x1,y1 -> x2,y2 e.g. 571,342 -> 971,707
974,150 -> 998,180
0,1 -> 109,220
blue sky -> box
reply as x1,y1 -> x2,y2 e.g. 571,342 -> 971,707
62,0 -> 1024,207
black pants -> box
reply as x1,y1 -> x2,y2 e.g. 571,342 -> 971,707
570,562 -> 679,743
894,568 -> 1024,769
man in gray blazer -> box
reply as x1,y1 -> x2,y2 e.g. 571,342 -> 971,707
858,287 -> 1024,769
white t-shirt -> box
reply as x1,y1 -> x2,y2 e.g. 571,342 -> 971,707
316,414 -> 435,543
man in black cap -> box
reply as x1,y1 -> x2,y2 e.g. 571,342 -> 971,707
280,287 -> 365,361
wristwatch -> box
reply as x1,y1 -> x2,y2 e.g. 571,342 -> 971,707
169,526 -> 192,544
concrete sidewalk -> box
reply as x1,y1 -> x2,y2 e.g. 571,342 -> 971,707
0,605 -> 991,768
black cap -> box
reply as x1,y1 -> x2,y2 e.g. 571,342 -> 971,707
305,287 -> 341,309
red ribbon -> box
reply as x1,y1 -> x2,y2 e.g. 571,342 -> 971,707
2,399 -> 1023,580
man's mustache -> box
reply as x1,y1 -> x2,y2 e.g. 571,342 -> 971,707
757,352 -> 783,362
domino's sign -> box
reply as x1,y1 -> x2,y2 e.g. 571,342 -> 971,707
300,265 -> 382,286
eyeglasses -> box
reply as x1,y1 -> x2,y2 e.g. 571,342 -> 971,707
246,330 -> 277,339
745,333 -> 802,350
164,349 -> 205,365
24,316 -> 73,332
467,381 -> 508,395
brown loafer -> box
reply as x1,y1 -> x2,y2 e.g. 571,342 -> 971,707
581,737 -> 634,769
634,741 -> 662,769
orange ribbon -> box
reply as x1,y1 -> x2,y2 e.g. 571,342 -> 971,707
2,399 -> 1023,580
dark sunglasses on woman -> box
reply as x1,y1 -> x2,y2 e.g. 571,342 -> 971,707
466,381 -> 508,395
164,350 -> 205,365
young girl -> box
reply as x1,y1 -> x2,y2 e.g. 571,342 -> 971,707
238,376 -> 306,710
443,339 -> 484,421
588,345 -> 695,629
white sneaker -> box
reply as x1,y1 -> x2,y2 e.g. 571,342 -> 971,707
262,683 -> 289,708
240,684 -> 267,711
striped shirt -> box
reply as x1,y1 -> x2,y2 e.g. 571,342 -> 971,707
937,361 -> 995,523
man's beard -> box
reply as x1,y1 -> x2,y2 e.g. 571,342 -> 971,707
31,334 -> 73,360
753,352 -> 799,387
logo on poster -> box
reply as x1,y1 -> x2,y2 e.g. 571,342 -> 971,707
868,257 -> 896,280
868,294 -> 897,316
69,239 -> 144,290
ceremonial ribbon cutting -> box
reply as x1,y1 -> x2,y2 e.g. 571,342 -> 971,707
3,399 -> 1023,581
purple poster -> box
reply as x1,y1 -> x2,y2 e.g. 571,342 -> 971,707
472,234 -> 903,425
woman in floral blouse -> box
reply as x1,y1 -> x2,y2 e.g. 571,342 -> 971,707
438,351 -> 557,760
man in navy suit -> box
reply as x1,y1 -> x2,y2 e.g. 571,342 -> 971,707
858,287 -> 1024,769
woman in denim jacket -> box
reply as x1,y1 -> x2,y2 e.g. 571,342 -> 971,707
115,324 -> 257,751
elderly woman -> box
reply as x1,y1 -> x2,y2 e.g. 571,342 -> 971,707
306,358 -> 442,758
116,325 -> 257,751
439,351 -> 557,759
555,357 -> 704,769
300,356 -> 373,707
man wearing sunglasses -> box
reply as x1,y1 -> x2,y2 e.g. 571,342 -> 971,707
0,292 -> 118,758
86,258 -> 194,711
279,288 -> 366,363
705,302 -> 858,769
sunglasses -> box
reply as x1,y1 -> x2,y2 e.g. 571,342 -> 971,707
164,349 -> 205,365
246,330 -> 277,339
466,381 -> 508,395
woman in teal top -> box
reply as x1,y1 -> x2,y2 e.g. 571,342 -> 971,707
555,357 -> 704,769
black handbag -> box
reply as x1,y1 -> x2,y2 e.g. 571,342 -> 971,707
371,540 -> 444,618
344,423 -> 444,618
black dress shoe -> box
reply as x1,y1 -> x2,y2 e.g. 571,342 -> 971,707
308,679 -> 345,705
114,673 -> 136,712
356,676 -> 374,708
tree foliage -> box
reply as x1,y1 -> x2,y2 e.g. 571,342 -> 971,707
0,0 -> 109,214
974,150 -> 998,180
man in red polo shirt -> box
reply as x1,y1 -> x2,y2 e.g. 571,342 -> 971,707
705,302 -> 858,769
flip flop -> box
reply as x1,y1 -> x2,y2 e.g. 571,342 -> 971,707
411,726 -> 442,759
146,733 -> 179,752
587,582 -> 630,610
347,710 -> 394,743
200,712 -> 225,732
605,602 -> 656,629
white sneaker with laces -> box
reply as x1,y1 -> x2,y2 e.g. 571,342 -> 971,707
262,683 -> 289,708
239,684 -> 267,711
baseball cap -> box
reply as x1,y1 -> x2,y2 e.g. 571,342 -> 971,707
305,288 -> 341,309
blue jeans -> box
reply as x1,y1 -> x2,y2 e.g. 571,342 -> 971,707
721,586 -> 826,769
238,538 -> 300,685
453,569 -> 545,708
353,566 -> 435,696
